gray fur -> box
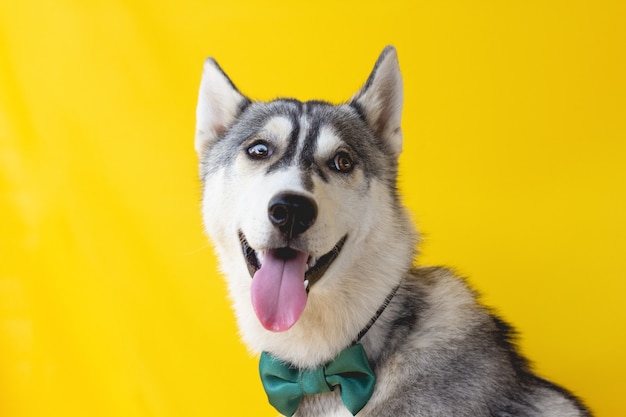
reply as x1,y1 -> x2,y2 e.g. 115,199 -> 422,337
200,100 -> 394,188
297,267 -> 591,416
195,46 -> 592,416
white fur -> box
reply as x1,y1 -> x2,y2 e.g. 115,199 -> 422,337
195,47 -> 589,416
352,47 -> 404,157
195,58 -> 246,154
196,45 -> 415,369
200,112 -> 416,367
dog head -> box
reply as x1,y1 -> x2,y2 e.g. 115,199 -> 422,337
195,47 -> 416,364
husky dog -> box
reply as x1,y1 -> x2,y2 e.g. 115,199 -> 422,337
195,47 -> 591,416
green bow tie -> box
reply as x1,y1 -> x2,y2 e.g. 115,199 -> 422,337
258,343 -> 376,416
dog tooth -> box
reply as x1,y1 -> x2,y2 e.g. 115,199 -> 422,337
256,250 -> 264,266
304,280 -> 309,290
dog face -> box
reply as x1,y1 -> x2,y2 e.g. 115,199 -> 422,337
196,47 -> 416,362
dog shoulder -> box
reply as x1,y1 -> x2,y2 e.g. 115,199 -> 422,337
366,267 -> 591,416
407,266 -> 487,343
369,266 -> 495,366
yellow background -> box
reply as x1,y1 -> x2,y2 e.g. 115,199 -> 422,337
1,1 -> 624,416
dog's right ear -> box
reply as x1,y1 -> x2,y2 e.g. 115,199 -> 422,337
195,58 -> 249,155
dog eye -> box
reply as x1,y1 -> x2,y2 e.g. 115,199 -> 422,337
330,152 -> 354,173
247,142 -> 272,159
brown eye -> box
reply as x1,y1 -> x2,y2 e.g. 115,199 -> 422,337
247,142 -> 271,159
331,152 -> 354,173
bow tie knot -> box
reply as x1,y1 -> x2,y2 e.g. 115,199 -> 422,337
259,343 -> 376,416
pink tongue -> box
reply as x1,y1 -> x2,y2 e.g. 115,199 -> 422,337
250,249 -> 309,332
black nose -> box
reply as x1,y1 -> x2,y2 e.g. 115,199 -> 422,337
268,193 -> 317,239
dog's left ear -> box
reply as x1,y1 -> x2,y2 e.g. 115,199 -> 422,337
195,58 -> 250,155
350,46 -> 404,157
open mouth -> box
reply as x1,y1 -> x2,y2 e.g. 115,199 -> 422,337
239,232 -> 347,332
239,232 -> 347,292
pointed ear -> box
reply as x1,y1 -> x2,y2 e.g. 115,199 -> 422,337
195,58 -> 249,155
350,46 -> 404,157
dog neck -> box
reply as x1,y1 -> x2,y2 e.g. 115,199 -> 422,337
352,284 -> 400,345
243,275 -> 403,370
259,282 -> 400,374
